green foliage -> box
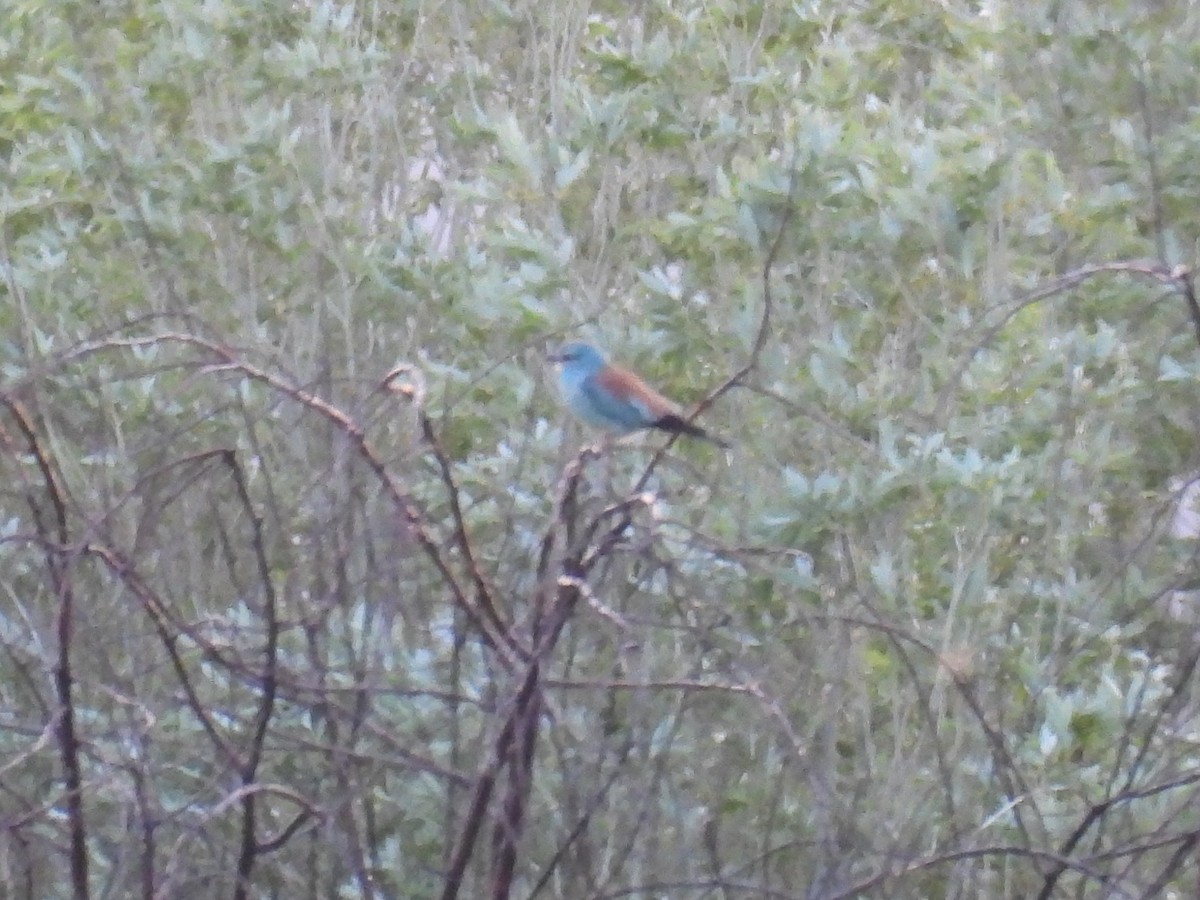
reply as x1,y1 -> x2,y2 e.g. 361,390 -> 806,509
4,0 -> 1200,896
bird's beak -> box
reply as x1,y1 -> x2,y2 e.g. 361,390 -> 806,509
546,349 -> 566,363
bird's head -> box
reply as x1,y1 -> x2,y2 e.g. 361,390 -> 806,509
548,341 -> 607,373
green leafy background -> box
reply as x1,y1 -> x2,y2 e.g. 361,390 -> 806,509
4,0 -> 1200,896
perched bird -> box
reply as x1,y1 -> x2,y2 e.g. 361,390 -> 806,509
549,341 -> 729,447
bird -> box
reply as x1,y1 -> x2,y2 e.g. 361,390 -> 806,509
548,341 -> 729,447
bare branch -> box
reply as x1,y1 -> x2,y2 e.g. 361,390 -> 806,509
1,395 -> 90,900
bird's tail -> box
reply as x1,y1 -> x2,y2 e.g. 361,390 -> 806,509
654,414 -> 730,448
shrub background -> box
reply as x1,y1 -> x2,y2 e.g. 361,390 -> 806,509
4,0 -> 1200,897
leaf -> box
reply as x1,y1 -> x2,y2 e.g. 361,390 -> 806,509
493,112 -> 542,188
554,146 -> 591,191
1159,355 -> 1190,382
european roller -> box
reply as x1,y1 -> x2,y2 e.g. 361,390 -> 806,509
549,341 -> 729,447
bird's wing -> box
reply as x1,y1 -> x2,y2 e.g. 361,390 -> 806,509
590,364 -> 679,426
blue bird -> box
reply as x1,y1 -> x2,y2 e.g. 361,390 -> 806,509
549,341 -> 728,447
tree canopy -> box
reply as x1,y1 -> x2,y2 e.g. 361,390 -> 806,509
4,0 -> 1200,897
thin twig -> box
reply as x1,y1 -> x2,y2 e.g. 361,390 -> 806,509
1,396 -> 90,900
